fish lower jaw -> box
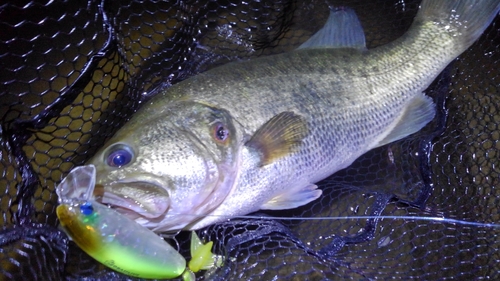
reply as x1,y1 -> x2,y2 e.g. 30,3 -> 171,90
98,181 -> 171,220
147,215 -> 209,232
100,194 -> 168,219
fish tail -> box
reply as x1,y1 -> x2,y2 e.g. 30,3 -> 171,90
416,0 -> 500,52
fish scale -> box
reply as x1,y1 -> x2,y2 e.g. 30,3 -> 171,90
87,0 -> 500,232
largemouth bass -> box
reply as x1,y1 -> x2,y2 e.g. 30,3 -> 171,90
87,0 -> 500,232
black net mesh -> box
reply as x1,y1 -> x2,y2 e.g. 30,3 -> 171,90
1,0 -> 499,280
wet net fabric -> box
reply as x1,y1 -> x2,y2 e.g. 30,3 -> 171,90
1,0 -> 499,280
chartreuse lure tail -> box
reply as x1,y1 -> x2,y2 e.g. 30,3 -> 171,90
188,231 -> 224,273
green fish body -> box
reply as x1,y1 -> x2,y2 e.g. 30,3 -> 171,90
88,1 -> 500,231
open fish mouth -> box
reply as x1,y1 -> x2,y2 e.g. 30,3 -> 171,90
94,182 -> 170,220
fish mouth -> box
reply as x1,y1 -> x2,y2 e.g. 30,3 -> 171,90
95,181 -> 170,220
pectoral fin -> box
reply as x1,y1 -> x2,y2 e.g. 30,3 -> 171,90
246,112 -> 308,166
375,93 -> 436,147
261,184 -> 322,210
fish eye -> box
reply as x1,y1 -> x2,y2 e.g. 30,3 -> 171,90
212,122 -> 229,143
106,144 -> 134,168
80,202 -> 94,216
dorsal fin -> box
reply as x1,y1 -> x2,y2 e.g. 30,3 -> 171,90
298,7 -> 366,50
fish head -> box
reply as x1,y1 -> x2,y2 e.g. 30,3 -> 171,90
87,100 -> 242,231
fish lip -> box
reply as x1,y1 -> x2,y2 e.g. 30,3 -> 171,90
98,180 -> 170,220
145,161 -> 240,232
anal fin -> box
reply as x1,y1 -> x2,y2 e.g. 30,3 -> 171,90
261,184 -> 321,210
375,93 -> 436,148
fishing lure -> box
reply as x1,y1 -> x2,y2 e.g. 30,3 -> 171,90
56,165 -> 221,280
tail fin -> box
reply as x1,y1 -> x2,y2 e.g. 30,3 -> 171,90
416,0 -> 500,51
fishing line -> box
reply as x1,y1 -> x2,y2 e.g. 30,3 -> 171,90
227,215 -> 500,228
126,209 -> 500,229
